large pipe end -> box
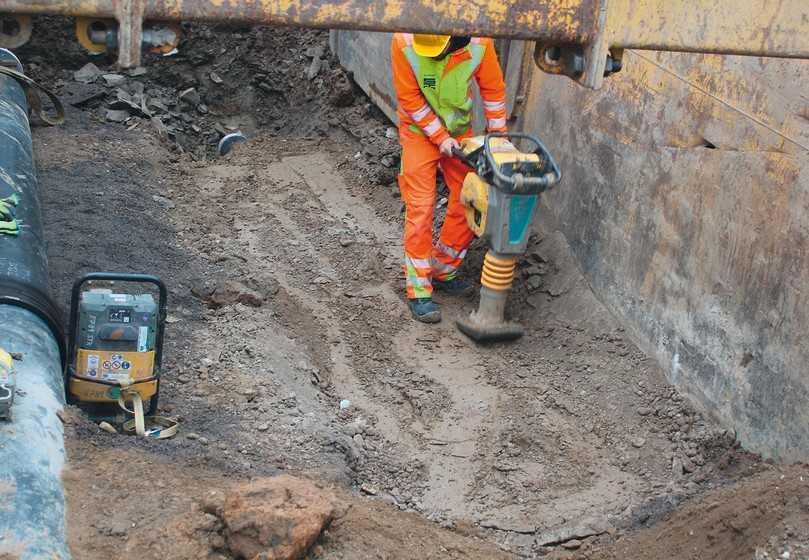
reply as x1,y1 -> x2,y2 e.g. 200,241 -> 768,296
0,47 -> 23,72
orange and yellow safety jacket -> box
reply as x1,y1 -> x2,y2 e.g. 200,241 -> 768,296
391,33 -> 508,146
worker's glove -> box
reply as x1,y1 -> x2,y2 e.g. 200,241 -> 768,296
439,137 -> 461,158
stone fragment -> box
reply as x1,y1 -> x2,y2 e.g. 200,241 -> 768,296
98,421 -> 117,434
179,87 -> 201,107
222,476 -> 336,560
562,539 -> 583,550
536,517 -> 611,546
205,281 -> 264,308
74,63 -> 101,84
360,484 -> 378,496
105,109 -> 130,123
102,73 -> 127,87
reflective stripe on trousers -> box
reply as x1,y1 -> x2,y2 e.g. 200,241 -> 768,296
398,126 -> 475,299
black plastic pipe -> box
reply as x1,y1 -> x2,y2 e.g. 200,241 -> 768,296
0,51 -> 64,354
0,48 -> 70,559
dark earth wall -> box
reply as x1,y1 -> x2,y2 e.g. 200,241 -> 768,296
333,32 -> 809,462
518,51 -> 809,462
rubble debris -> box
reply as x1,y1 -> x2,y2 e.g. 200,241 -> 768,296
152,194 -> 176,209
55,409 -> 67,424
105,109 -> 131,123
65,84 -> 107,108
73,63 -> 101,84
201,280 -> 265,308
57,25 -> 389,164
682,455 -> 696,473
360,484 -> 378,496
108,88 -> 150,117
536,517 -> 612,546
329,71 -> 355,107
214,122 -> 228,136
307,57 -> 323,80
97,519 -> 129,537
151,116 -> 169,139
179,87 -> 202,107
221,476 -> 336,560
342,417 -> 368,436
526,275 -> 542,291
102,73 -> 127,87
306,46 -> 325,80
98,421 -> 118,434
147,98 -> 168,113
479,518 -> 537,534
562,539 -> 583,550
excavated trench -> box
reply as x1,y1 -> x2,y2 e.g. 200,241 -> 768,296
13,16 -> 809,560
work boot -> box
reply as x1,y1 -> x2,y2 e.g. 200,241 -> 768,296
433,276 -> 474,296
408,298 -> 441,323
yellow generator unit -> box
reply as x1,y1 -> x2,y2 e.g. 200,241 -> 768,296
67,273 -> 173,437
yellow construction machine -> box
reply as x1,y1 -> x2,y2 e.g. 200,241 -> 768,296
453,133 -> 560,342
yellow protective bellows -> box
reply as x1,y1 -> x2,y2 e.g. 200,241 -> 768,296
481,252 -> 517,291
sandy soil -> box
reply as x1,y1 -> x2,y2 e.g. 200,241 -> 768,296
13,17 -> 809,560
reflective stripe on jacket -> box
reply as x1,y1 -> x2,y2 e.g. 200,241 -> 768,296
391,33 -> 508,146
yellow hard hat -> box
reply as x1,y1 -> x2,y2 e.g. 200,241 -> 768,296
412,34 -> 451,57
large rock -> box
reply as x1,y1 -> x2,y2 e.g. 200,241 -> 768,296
204,280 -> 265,308
222,476 -> 336,560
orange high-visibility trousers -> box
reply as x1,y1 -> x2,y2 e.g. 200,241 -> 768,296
398,126 -> 475,299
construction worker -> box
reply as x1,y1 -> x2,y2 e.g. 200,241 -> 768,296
391,33 -> 508,323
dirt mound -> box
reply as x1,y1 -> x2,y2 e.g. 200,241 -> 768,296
63,442 -> 511,560
19,17 -> 400,189
584,464 -> 809,560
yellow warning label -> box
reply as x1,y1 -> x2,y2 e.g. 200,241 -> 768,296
76,349 -> 155,384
